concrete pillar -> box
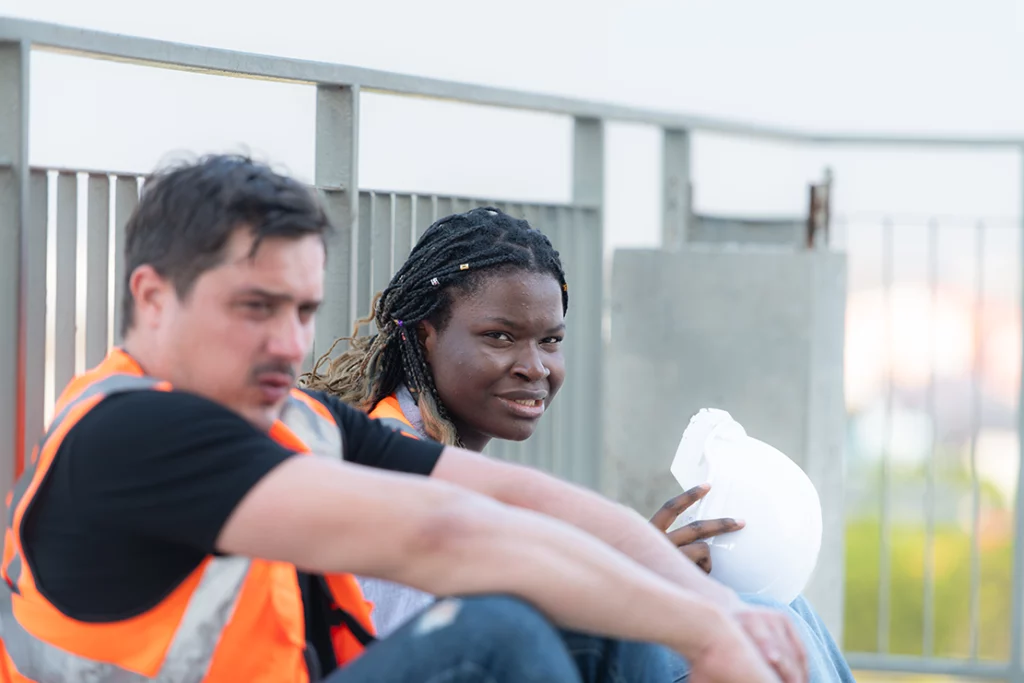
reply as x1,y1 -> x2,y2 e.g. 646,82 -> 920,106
604,245 -> 847,639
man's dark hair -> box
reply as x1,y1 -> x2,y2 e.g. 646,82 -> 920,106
303,206 -> 568,446
120,154 -> 333,336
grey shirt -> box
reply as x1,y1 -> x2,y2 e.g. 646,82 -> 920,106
357,385 -> 436,637
357,576 -> 436,637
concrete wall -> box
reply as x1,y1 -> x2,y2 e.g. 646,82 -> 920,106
689,214 -> 807,248
604,245 -> 847,638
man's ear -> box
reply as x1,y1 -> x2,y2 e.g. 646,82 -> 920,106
130,264 -> 173,329
418,320 -> 438,363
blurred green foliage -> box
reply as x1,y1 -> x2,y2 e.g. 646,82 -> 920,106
843,455 -> 1015,663
843,517 -> 1012,660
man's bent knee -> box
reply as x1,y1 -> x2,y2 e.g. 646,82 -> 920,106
401,595 -> 580,681
414,595 -> 558,643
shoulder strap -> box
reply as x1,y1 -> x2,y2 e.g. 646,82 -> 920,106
368,395 -> 421,440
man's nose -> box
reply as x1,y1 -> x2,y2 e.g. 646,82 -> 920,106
266,313 -> 310,363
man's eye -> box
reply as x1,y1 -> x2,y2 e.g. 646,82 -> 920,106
485,332 -> 513,342
243,301 -> 272,314
542,337 -> 564,345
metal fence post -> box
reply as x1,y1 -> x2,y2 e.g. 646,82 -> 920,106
662,128 -> 691,250
0,40 -> 29,496
572,117 -> 605,491
1010,144 -> 1024,683
313,84 -> 360,364
573,117 -> 603,209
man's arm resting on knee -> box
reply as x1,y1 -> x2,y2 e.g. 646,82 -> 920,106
217,453 -> 739,663
431,449 -> 810,683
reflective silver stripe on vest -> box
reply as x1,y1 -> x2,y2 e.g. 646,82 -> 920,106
2,372 -> 253,682
5,554 -> 21,592
8,375 -> 163,530
0,555 -> 250,683
374,417 -> 419,439
281,394 -> 342,461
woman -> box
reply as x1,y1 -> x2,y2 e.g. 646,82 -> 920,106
305,207 -> 853,683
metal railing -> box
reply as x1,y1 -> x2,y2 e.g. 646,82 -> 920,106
2,16 -> 1024,681
835,212 -> 1023,679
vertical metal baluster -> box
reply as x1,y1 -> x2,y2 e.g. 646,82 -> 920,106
878,217 -> 894,654
923,219 -> 939,658
85,174 -> 110,368
1010,146 -> 1024,683
435,196 -> 452,220
112,176 -> 138,346
394,194 -> 413,266
968,220 -> 986,660
371,192 -> 393,298
22,171 -> 47,473
356,192 -> 373,328
42,172 -> 56,426
412,194 -> 427,243
53,172 -> 76,397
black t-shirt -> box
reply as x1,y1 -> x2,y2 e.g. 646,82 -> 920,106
20,388 -> 443,622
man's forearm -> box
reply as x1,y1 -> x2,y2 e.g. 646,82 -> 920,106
223,454 -> 735,661
431,447 -> 742,609
391,489 -> 734,660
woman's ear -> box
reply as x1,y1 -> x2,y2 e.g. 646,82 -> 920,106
418,321 -> 438,363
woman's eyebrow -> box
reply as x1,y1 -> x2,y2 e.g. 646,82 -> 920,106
482,317 -> 566,335
483,316 -> 521,329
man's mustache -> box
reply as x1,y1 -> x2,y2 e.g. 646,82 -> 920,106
251,363 -> 297,383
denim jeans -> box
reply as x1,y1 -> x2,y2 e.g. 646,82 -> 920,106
325,594 -> 674,683
668,594 -> 856,683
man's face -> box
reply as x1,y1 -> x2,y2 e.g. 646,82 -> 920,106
139,228 -> 324,430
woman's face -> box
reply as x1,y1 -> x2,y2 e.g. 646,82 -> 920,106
420,270 -> 566,451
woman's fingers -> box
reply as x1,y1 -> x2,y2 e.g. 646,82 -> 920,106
667,517 -> 746,547
649,484 -> 710,531
680,541 -> 713,573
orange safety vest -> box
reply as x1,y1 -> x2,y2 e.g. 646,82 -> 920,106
0,349 -> 376,682
367,395 -> 421,440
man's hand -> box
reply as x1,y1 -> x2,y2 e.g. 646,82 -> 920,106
651,485 -> 807,682
685,607 -> 781,683
727,604 -> 808,683
649,484 -> 745,573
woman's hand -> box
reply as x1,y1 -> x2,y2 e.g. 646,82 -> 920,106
649,483 -> 745,573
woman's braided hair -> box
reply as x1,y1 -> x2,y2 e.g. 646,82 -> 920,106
302,207 -> 569,446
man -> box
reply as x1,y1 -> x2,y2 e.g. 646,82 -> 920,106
0,155 -> 804,683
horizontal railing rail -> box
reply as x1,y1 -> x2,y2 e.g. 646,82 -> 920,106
1,17 -> 1023,148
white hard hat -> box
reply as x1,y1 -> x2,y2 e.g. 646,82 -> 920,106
670,408 -> 822,605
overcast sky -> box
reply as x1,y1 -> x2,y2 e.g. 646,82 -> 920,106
3,0 -> 1023,255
